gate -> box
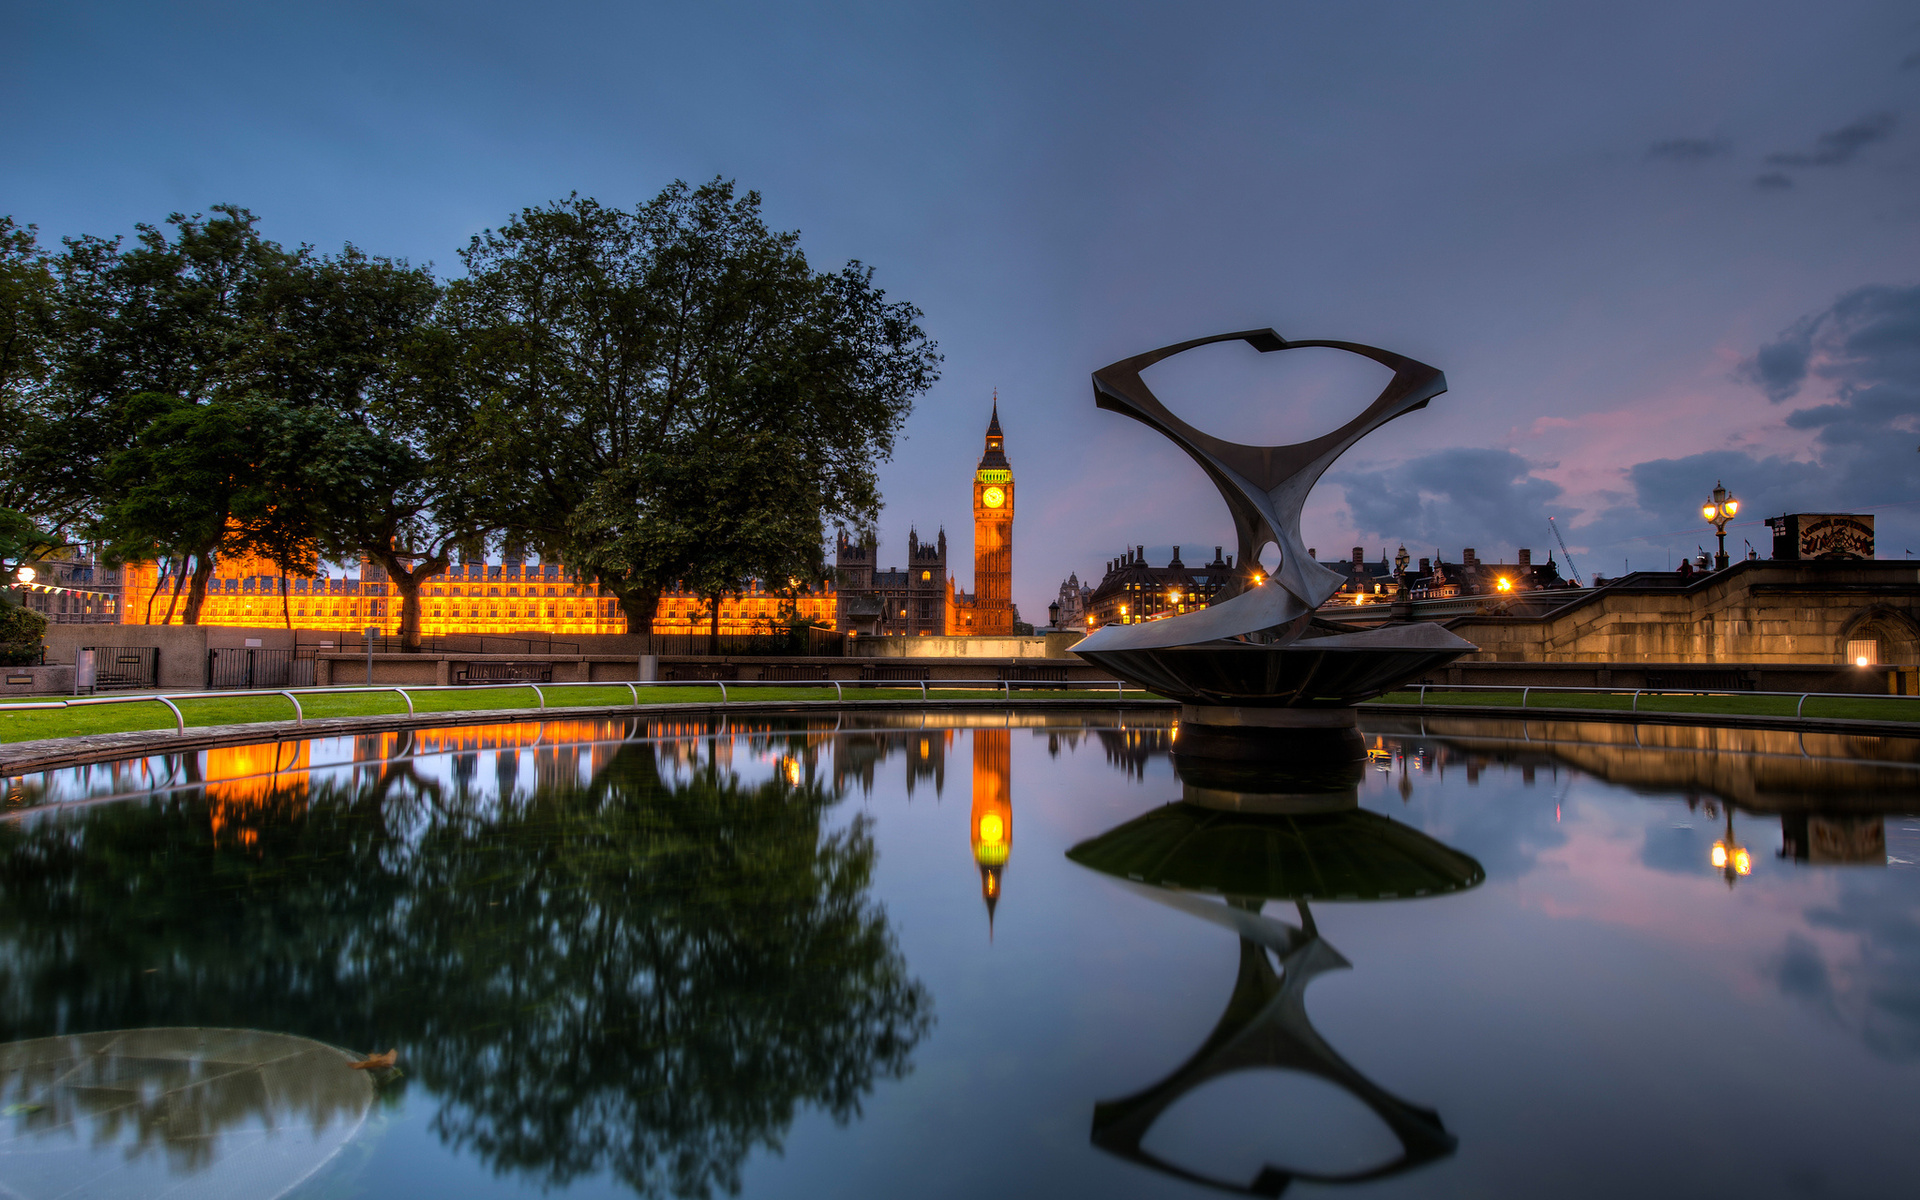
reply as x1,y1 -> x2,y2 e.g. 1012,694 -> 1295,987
86,646 -> 158,690
206,648 -> 313,689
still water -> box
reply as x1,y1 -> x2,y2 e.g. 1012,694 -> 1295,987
2,710 -> 1918,1199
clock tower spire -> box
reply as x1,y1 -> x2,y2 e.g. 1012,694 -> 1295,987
972,396 -> 1014,636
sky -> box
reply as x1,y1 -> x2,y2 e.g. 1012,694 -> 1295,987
6,0 -> 1920,619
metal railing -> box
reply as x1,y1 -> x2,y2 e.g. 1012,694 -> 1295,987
0,676 -> 1150,737
1393,682 -> 1919,719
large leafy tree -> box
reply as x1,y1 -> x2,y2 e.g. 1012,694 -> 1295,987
0,217 -> 66,580
17,207 -> 495,637
251,248 -> 497,650
453,179 -> 940,633
26,206 -> 308,620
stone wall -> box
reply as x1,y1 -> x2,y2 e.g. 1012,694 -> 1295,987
1446,561 -> 1920,666
851,632 -> 1084,659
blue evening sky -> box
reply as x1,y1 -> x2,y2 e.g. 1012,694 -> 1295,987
7,1 -> 1919,615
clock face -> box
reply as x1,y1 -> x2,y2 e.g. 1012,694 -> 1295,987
981,486 -> 1006,509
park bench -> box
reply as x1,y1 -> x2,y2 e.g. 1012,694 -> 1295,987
759,665 -> 829,681
663,663 -> 740,681
456,662 -> 553,684
859,664 -> 930,682
999,665 -> 1068,689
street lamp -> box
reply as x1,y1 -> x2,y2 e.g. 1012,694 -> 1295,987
14,566 -> 33,585
1048,600 -> 1060,629
1702,482 -> 1740,570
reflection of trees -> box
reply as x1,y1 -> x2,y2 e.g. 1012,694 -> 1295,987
0,741 -> 931,1199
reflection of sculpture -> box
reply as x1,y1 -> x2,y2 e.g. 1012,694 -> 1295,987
1071,331 -> 1473,757
0,1028 -> 372,1196
0,738 -> 931,1200
1066,759 -> 1483,1195
970,729 -> 1013,933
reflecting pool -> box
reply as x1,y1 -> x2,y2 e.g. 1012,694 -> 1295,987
2,710 -> 1918,1198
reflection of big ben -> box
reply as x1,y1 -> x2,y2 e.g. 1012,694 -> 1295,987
970,728 -> 1013,934
973,401 -> 1014,636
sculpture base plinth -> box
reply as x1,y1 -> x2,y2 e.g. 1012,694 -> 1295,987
1176,705 -> 1364,763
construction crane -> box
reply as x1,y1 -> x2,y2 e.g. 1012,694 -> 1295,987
1547,517 -> 1584,587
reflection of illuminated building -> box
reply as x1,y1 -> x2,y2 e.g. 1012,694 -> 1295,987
1066,757 -> 1481,1193
970,729 -> 1012,934
204,741 -> 310,848
1398,717 -> 1909,877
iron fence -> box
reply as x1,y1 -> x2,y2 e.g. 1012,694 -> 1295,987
207,647 -> 315,689
88,646 -> 158,690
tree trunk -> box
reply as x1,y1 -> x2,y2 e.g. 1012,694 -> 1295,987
707,593 -> 722,657
143,558 -> 167,625
374,550 -> 449,653
603,576 -> 661,637
160,559 -> 187,625
282,574 -> 292,628
182,551 -> 216,626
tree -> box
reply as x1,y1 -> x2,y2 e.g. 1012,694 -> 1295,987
23,207 -> 312,616
0,217 -> 71,564
453,179 -> 939,633
93,392 -> 294,624
250,248 -> 497,650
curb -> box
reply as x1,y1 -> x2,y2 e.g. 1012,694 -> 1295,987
0,697 -> 1179,776
1358,701 -> 1920,740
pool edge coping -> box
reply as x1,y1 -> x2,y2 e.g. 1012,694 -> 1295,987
1358,700 -> 1920,740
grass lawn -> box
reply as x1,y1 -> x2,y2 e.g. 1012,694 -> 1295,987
1371,689 -> 1920,724
0,684 -> 1140,744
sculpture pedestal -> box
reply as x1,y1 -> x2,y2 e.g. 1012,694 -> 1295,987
1176,705 -> 1364,762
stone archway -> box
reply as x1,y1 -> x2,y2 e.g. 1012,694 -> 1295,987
1837,606 -> 1920,667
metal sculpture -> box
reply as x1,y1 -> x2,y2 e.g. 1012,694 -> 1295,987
1071,330 -> 1474,745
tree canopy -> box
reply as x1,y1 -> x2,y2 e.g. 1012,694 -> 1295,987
1,181 -> 935,644
454,179 -> 940,633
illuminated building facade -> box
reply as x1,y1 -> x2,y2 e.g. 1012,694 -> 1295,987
120,555 -> 836,636
1086,546 -> 1234,631
970,727 -> 1012,934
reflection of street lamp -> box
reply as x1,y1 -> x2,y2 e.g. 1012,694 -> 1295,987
1702,482 -> 1740,570
1710,807 -> 1751,888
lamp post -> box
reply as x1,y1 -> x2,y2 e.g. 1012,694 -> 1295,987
1702,482 -> 1739,570
1048,600 -> 1060,630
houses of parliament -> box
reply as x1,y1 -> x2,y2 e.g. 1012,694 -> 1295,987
108,405 -> 1019,638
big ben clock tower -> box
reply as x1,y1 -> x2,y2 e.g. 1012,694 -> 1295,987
972,400 -> 1015,635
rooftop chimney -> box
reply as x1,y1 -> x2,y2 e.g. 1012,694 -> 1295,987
1418,557 -> 1430,574
1518,548 -> 1531,566
1352,546 -> 1364,566
1464,548 -> 1478,565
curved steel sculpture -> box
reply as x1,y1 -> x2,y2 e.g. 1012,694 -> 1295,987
1072,330 -> 1475,745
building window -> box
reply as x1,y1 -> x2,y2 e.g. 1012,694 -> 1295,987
1848,639 -> 1878,666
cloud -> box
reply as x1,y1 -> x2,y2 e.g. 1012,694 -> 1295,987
1765,111 -> 1898,167
1646,137 -> 1730,161
1753,171 -> 1794,190
1624,284 -> 1920,534
1902,50 -> 1920,70
1335,448 -> 1571,558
